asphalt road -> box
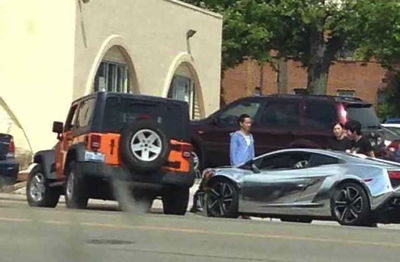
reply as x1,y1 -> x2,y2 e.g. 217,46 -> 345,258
1,194 -> 400,262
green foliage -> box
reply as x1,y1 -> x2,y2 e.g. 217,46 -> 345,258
377,73 -> 400,120
182,0 -> 400,92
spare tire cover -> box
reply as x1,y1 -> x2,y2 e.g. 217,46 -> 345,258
120,120 -> 170,173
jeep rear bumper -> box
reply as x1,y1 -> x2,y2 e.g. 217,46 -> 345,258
76,161 -> 195,189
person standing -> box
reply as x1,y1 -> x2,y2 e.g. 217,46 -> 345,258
328,122 -> 352,151
230,114 -> 255,166
345,120 -> 375,157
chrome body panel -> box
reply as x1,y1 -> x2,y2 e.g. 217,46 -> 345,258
202,149 -> 400,219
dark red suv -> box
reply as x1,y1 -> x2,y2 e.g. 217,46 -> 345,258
191,95 -> 385,172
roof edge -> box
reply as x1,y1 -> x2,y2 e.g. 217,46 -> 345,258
164,0 -> 223,19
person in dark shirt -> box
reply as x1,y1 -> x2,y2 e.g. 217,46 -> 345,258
345,120 -> 375,157
328,122 -> 352,151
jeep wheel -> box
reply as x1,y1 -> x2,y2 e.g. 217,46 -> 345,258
65,161 -> 88,209
27,165 -> 60,208
120,120 -> 170,173
162,187 -> 189,215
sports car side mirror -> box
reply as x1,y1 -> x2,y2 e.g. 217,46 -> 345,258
251,164 -> 261,174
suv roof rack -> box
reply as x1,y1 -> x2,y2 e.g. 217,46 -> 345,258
266,94 -> 364,103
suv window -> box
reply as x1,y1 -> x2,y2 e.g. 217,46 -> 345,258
346,105 -> 380,129
76,98 -> 96,128
305,101 -> 337,130
260,100 -> 300,128
255,152 -> 312,170
217,101 -> 261,127
309,153 -> 340,167
103,97 -> 190,140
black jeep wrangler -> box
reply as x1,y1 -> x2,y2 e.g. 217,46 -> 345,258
26,92 -> 194,215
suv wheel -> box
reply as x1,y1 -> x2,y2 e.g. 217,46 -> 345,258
120,120 -> 170,173
27,165 -> 60,208
65,161 -> 88,209
162,187 -> 189,215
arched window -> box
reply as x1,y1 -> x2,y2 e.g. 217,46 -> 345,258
94,46 -> 131,93
168,63 -> 201,119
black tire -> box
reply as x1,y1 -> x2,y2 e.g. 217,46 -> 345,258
120,120 -> 170,173
206,179 -> 239,218
162,187 -> 189,215
280,217 -> 313,223
65,161 -> 88,209
26,165 -> 60,208
331,182 -> 375,226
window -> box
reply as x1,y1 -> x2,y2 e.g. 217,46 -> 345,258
168,75 -> 195,118
102,97 -> 190,141
346,105 -> 380,128
76,98 -> 96,128
337,90 -> 355,97
94,61 -> 129,93
305,101 -> 337,130
309,154 -> 340,167
64,104 -> 78,131
256,152 -> 312,170
217,101 -> 261,127
260,101 -> 300,128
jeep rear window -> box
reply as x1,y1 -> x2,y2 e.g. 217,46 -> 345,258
102,97 -> 190,141
346,105 -> 380,129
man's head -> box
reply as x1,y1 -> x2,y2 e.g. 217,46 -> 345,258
345,120 -> 362,140
239,114 -> 252,133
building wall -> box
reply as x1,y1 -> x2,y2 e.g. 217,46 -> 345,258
74,0 -> 222,116
0,0 -> 76,153
222,59 -> 386,106
1,0 -> 222,154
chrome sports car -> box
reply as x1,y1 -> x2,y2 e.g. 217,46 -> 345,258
194,149 -> 400,226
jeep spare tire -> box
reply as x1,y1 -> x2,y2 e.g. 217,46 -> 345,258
120,120 -> 170,173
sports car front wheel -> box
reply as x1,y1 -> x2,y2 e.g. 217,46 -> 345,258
206,180 -> 239,218
331,182 -> 375,226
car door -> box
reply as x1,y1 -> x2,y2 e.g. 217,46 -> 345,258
199,98 -> 264,167
239,151 -> 312,215
299,99 -> 337,148
295,153 -> 342,204
253,98 -> 302,153
55,103 -> 79,179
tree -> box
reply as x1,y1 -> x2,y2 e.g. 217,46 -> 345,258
182,0 -> 400,95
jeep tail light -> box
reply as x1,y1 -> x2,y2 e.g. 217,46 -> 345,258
90,134 -> 102,151
181,144 -> 192,159
388,171 -> 400,179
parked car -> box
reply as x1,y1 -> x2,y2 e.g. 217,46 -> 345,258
383,140 -> 400,163
26,92 -> 194,215
385,118 -> 400,124
191,95 -> 385,173
194,148 -> 400,226
0,133 -> 19,186
382,124 -> 400,134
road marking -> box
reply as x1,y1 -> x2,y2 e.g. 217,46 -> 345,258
0,216 -> 400,248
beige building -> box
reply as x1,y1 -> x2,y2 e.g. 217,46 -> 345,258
0,0 -> 223,167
